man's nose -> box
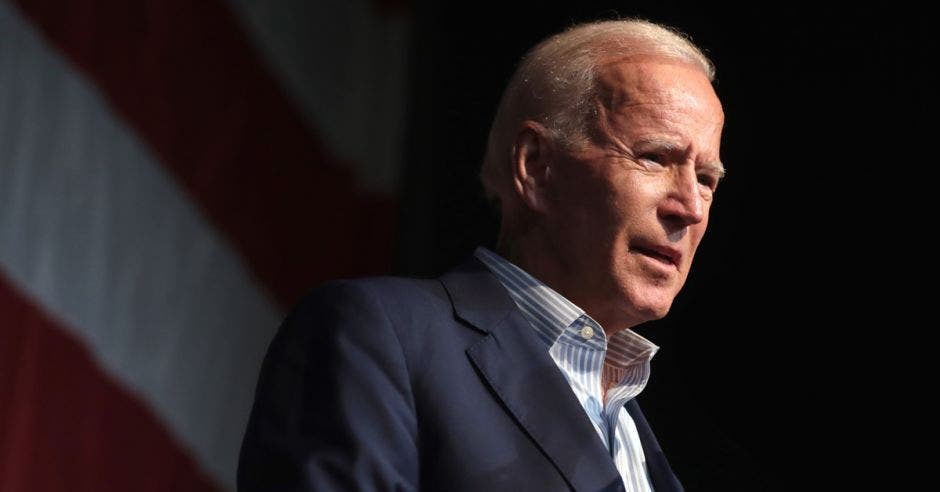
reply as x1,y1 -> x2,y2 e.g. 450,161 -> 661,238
658,166 -> 705,227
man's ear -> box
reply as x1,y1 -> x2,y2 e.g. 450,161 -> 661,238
510,121 -> 556,214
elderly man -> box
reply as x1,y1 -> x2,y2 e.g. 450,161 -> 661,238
239,18 -> 723,492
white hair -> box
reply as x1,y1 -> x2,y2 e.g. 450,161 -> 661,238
480,19 -> 716,212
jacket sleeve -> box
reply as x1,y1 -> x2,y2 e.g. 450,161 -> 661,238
237,281 -> 419,492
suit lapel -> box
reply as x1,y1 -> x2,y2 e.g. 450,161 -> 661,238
625,400 -> 684,492
441,258 -> 624,492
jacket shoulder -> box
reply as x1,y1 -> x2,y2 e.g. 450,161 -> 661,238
271,275 -> 455,358
301,275 -> 451,323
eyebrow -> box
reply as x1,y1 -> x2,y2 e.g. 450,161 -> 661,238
633,138 -> 681,153
704,160 -> 726,179
633,138 -> 726,178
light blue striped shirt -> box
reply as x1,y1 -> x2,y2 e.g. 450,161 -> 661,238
475,247 -> 660,492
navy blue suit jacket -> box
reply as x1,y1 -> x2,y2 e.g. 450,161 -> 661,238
238,257 -> 684,491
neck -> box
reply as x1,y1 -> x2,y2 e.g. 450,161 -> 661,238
495,229 -> 643,334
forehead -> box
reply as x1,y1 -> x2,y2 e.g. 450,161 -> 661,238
594,57 -> 724,125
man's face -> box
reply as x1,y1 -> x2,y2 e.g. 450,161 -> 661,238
541,58 -> 725,329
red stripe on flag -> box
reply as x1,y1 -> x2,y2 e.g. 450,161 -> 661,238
12,0 -> 397,307
0,274 -> 220,492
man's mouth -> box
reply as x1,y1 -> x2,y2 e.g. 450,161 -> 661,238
631,244 -> 681,267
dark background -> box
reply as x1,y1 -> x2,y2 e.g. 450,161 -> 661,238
394,2 -> 930,490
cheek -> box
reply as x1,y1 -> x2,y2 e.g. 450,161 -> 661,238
693,212 -> 710,244
568,190 -> 624,237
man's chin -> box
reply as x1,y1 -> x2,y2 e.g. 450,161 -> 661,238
636,304 -> 672,323
621,291 -> 676,325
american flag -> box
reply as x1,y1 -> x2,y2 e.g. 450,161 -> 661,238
0,0 -> 408,490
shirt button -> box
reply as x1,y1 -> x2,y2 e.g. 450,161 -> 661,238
580,325 -> 595,340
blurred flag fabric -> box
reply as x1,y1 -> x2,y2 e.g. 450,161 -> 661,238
0,0 -> 410,490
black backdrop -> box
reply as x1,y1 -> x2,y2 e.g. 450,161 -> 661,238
393,2 -> 929,490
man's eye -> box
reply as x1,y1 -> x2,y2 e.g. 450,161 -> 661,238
697,174 -> 718,190
638,154 -> 666,167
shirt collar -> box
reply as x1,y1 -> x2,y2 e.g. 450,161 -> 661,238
474,246 -> 658,368
474,246 -> 581,347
